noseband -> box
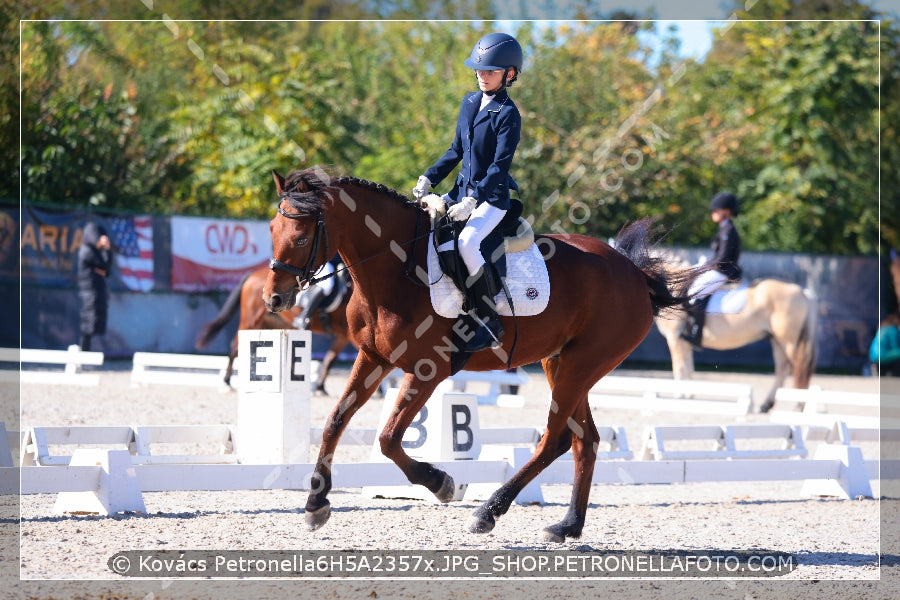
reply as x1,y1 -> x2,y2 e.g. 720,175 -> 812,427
269,200 -> 330,289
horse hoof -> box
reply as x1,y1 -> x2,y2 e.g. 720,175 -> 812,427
434,472 -> 456,503
467,512 -> 495,534
540,528 -> 566,543
305,503 -> 331,531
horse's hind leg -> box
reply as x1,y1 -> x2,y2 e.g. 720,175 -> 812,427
759,340 -> 790,413
224,335 -> 238,387
314,335 -> 346,396
469,354 -> 601,541
541,401 -> 599,542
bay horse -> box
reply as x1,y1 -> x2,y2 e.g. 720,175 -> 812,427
262,167 -> 709,542
653,256 -> 817,412
195,266 -> 353,395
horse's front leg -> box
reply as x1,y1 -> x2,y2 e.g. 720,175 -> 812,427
305,352 -> 389,531
378,372 -> 455,501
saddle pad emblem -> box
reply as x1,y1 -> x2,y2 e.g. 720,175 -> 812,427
427,233 -> 550,318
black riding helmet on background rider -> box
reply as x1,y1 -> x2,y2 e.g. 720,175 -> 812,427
463,32 -> 523,88
709,191 -> 740,216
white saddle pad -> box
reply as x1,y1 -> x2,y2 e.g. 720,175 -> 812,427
706,281 -> 749,314
427,233 -> 550,318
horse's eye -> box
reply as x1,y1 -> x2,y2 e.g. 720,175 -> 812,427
295,237 -> 309,247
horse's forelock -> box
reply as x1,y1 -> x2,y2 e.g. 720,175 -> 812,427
279,168 -> 333,215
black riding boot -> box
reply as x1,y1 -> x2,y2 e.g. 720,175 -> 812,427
680,297 -> 708,347
293,286 -> 326,330
464,267 -> 505,353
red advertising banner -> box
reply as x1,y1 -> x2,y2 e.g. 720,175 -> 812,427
171,216 -> 272,291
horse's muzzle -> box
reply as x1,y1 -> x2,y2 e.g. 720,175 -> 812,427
263,289 -> 294,313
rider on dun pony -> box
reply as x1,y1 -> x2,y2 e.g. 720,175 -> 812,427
681,192 -> 743,347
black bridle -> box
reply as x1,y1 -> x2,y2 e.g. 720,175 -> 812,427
270,195 -> 446,290
269,200 -> 330,289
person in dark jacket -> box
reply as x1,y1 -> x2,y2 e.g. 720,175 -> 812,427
412,32 -> 523,353
681,192 -> 743,346
77,221 -> 112,351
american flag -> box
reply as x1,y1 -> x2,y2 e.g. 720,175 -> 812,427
110,215 -> 154,292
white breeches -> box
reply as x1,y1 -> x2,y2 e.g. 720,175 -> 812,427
458,202 -> 507,276
688,269 -> 727,300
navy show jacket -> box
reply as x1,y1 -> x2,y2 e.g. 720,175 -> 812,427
424,90 -> 520,210
710,218 -> 743,281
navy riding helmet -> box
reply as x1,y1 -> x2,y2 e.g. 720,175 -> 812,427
463,32 -> 523,86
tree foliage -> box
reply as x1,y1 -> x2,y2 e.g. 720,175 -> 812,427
9,0 -> 895,255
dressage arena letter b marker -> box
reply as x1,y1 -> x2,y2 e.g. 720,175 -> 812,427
364,386 -> 481,501
452,404 -> 474,452
236,330 -> 312,463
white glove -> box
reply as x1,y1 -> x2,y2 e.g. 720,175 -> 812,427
447,196 -> 476,222
412,175 -> 431,199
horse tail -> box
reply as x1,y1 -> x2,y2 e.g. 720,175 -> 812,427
613,217 -> 711,316
194,273 -> 250,349
792,288 -> 818,389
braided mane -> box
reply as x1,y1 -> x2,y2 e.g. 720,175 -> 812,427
282,167 -> 415,213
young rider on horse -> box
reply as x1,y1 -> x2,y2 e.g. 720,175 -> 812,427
412,32 -> 523,353
681,192 -> 743,346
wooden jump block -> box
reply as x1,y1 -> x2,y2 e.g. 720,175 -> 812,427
0,345 -> 104,386
53,449 -> 146,515
640,424 -> 807,460
589,375 -> 752,416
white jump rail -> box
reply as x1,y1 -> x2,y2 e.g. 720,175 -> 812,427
640,424 -> 808,460
15,416 -> 892,508
0,345 -> 103,385
19,423 -> 543,467
17,450 -> 879,507
589,375 -> 753,416
768,387 -> 883,428
381,367 -> 529,407
20,425 -> 236,466
131,352 -> 233,388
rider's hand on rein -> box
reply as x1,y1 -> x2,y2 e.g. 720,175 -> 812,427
447,196 -> 476,222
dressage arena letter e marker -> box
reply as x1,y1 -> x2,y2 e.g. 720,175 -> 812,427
290,340 -> 307,382
249,341 -> 273,382
236,330 -> 312,464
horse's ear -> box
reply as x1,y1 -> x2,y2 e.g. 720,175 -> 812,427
272,170 -> 286,194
